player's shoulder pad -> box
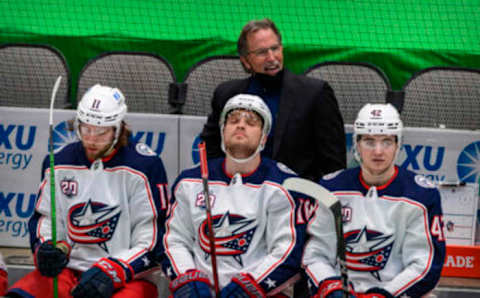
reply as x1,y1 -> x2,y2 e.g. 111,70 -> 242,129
322,169 -> 344,181
135,143 -> 157,157
276,162 -> 297,175
414,174 -> 437,189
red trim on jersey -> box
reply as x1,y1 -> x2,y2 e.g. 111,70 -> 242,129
256,181 -> 296,282
221,158 -> 261,178
163,201 -> 182,275
104,166 -> 158,251
304,267 -> 319,286
86,148 -> 118,163
381,195 -> 434,295
117,257 -> 136,280
333,191 -> 363,197
35,179 -> 48,210
359,166 -> 399,190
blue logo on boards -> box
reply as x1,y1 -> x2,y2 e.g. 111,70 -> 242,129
0,124 -> 36,170
0,192 -> 36,238
191,135 -> 201,164
52,121 -> 78,152
457,141 -> 480,183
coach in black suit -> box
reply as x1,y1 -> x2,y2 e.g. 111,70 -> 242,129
200,18 -> 346,181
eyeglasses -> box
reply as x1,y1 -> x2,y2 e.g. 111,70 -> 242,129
359,138 -> 396,150
248,44 -> 282,58
226,110 -> 262,127
79,124 -> 113,137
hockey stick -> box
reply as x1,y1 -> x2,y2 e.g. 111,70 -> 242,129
49,76 -> 62,298
282,177 -> 349,298
198,142 -> 220,296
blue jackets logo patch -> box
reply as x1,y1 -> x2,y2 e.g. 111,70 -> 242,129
67,199 -> 121,252
345,227 -> 393,281
199,212 -> 256,266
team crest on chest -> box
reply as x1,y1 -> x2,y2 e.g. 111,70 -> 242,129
344,227 -> 394,281
67,199 -> 121,252
60,177 -> 78,198
199,212 -> 257,266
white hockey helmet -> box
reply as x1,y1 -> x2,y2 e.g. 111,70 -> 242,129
353,103 -> 403,162
219,94 -> 272,163
76,84 -> 127,146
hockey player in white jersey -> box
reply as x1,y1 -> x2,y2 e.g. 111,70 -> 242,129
7,84 -> 169,298
161,94 -> 310,297
303,103 -> 445,297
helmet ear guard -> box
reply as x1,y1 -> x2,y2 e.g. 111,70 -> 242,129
76,84 -> 127,148
219,94 -> 272,163
353,103 -> 403,163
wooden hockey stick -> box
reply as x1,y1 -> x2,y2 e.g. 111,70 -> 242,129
282,177 -> 349,298
48,76 -> 62,298
198,142 -> 220,296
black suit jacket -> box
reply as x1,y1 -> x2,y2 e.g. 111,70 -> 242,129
200,69 -> 346,181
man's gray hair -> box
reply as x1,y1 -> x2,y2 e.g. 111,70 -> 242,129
237,18 -> 282,57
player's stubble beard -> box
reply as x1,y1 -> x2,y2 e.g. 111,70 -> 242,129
225,142 -> 257,160
83,141 -> 115,160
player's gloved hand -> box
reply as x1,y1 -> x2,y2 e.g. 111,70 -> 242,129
34,240 -> 70,277
220,273 -> 266,298
357,287 -> 393,298
314,278 -> 356,298
169,269 -> 212,298
71,257 -> 131,298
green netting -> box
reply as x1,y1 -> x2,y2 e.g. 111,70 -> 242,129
1,0 -> 479,106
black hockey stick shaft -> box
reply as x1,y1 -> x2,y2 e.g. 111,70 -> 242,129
330,201 -> 349,297
282,177 -> 349,298
198,142 -> 220,296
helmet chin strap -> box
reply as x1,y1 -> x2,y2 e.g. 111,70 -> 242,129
225,144 -> 263,164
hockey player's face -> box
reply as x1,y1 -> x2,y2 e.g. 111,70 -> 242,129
223,109 -> 264,158
240,28 -> 283,76
358,135 -> 397,176
79,123 -> 115,160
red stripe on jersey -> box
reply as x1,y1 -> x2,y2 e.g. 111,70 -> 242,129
381,195 -> 434,295
256,181 -> 296,282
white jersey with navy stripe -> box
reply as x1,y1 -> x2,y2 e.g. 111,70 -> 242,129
162,157 -> 307,294
29,141 -> 168,276
303,166 -> 445,297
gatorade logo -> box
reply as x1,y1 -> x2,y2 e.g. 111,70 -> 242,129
457,141 -> 480,183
